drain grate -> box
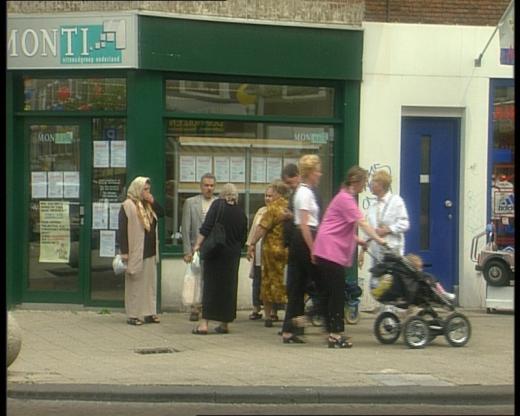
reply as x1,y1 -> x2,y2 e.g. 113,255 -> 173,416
134,347 -> 179,354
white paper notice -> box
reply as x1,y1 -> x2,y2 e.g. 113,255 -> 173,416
180,156 -> 196,182
93,141 -> 110,168
110,141 -> 126,168
39,201 -> 70,263
214,156 -> 230,183
99,230 -> 116,258
230,157 -> 245,183
251,157 -> 266,183
284,157 -> 299,167
92,202 -> 109,229
266,157 -> 282,182
196,156 -> 212,180
31,171 -> 47,199
109,203 -> 121,230
63,172 -> 80,198
48,171 -> 64,198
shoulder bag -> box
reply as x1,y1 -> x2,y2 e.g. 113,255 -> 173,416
199,200 -> 226,260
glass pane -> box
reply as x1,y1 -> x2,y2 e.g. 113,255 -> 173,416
165,80 -> 334,117
24,78 -> 126,111
90,118 -> 127,302
420,136 -> 431,250
164,119 -> 334,247
28,125 -> 80,291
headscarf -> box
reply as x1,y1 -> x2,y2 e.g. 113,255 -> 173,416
126,176 -> 157,231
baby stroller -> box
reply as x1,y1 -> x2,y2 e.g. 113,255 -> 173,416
304,279 -> 363,326
367,246 -> 471,349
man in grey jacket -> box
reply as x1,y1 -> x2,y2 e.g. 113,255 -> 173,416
182,173 -> 217,321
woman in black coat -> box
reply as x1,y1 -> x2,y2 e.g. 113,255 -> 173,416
192,183 -> 247,334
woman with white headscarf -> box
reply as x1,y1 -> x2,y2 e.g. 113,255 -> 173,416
119,176 -> 164,326
192,183 -> 248,334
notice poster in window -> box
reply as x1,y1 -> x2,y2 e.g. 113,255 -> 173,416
63,171 -> 80,198
251,157 -> 266,183
180,155 -> 196,182
48,171 -> 64,198
283,157 -> 299,168
31,171 -> 47,199
109,202 -> 121,230
93,141 -> 110,168
196,156 -> 212,180
230,157 -> 245,183
99,230 -> 116,257
39,201 -> 70,263
92,202 -> 109,229
266,157 -> 282,182
110,141 -> 126,168
215,156 -> 230,183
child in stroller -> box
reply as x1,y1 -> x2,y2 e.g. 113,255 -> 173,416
368,247 -> 471,348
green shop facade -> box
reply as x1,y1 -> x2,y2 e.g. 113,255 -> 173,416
6,12 -> 363,309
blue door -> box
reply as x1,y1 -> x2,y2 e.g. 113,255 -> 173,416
400,117 -> 460,291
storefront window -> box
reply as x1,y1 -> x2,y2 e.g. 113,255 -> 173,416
23,78 -> 127,111
165,80 -> 334,117
164,119 -> 334,246
490,81 -> 514,248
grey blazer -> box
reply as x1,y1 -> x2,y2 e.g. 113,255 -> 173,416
181,194 -> 217,255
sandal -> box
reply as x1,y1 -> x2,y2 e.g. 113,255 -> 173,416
214,325 -> 229,334
192,326 -> 208,335
328,335 -> 353,349
249,312 -> 263,320
144,315 -> 160,324
282,334 -> 305,344
127,318 -> 143,326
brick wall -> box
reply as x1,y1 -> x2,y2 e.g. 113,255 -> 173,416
7,0 -> 365,26
365,0 -> 511,26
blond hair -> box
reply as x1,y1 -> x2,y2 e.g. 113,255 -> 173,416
404,253 -> 423,271
219,183 -> 239,204
371,170 -> 392,192
269,179 -> 289,198
298,154 -> 321,179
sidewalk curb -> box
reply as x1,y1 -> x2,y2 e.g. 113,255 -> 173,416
7,383 -> 515,405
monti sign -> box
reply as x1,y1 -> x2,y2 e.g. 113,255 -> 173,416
7,13 -> 138,69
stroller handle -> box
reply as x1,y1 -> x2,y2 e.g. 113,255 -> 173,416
362,238 -> 398,261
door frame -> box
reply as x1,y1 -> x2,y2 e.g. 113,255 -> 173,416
21,117 -> 92,304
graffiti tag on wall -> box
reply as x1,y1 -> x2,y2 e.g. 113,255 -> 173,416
361,163 -> 392,210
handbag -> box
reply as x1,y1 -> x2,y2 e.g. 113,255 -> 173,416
199,200 -> 226,260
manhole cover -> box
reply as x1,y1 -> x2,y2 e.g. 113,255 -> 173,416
134,347 -> 179,354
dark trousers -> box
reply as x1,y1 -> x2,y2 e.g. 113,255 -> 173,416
252,265 -> 262,307
282,228 -> 318,333
316,257 -> 346,334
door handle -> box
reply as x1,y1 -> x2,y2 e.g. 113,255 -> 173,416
444,200 -> 453,208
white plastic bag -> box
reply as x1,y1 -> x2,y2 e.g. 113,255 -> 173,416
112,254 -> 127,275
191,251 -> 201,274
181,262 -> 203,306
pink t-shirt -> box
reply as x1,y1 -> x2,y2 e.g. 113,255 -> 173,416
313,189 -> 363,267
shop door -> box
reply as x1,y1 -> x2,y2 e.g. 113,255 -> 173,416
400,117 -> 460,292
24,119 -> 91,303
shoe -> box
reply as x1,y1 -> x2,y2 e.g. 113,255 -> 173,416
144,315 -> 160,324
328,335 -> 353,349
443,292 -> 456,301
189,312 -> 200,322
127,318 -> 143,326
249,312 -> 263,320
282,334 -> 305,344
264,319 -> 273,328
214,325 -> 229,334
192,326 -> 208,335
270,314 -> 279,322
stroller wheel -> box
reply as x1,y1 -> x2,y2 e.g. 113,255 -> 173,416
403,316 -> 430,349
443,312 -> 471,347
374,311 -> 401,344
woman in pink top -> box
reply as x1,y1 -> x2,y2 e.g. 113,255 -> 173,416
313,166 -> 385,348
